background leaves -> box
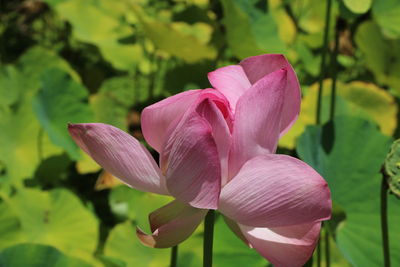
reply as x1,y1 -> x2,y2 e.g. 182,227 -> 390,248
297,116 -> 399,266
1,0 -> 400,266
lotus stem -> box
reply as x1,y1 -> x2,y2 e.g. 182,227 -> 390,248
170,245 -> 178,267
317,238 -> 321,267
325,226 -> 330,267
316,0 -> 332,125
203,210 -> 215,267
381,176 -> 391,267
329,17 -> 341,121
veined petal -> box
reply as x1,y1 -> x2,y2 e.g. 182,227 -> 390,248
141,90 -> 201,152
228,69 -> 287,178
136,200 -> 207,248
240,222 -> 321,267
163,99 -> 222,209
220,155 -> 331,228
208,65 -> 251,111
240,54 -> 301,136
68,123 -> 168,195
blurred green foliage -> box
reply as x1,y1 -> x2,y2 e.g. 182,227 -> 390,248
0,0 -> 400,266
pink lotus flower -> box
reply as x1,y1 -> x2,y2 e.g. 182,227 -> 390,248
68,54 -> 331,267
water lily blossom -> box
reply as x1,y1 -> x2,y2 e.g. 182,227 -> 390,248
68,54 -> 331,267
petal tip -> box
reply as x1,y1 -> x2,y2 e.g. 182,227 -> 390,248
136,226 -> 156,248
67,123 -> 90,134
67,123 -> 83,137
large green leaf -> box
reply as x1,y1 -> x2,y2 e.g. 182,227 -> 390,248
372,0 -> 400,39
33,68 -> 93,160
0,46 -> 79,111
310,229 -> 351,267
0,66 -> 23,110
17,46 -> 81,90
269,0 -> 297,45
297,116 -> 400,266
355,21 -> 400,94
280,80 -> 397,149
45,0 -> 143,71
0,47 -> 80,184
213,216 -> 266,267
0,202 -> 22,250
104,221 -> 169,267
90,76 -> 136,131
7,188 -> 99,263
109,186 -> 172,233
0,94 -> 63,185
104,213 -> 267,267
221,0 -> 285,58
108,185 -> 265,266
0,243 -> 92,267
290,0 -> 337,34
133,5 -> 216,63
343,0 -> 372,14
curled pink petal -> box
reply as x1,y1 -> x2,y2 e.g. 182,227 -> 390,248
136,200 -> 207,248
195,99 -> 231,186
228,69 -> 287,178
141,90 -> 201,152
220,154 -> 331,228
240,54 -> 301,136
162,99 -> 222,209
240,222 -> 321,267
208,65 -> 251,111
68,123 -> 168,195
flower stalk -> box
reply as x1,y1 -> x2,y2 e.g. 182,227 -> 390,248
203,210 -> 216,267
170,246 -> 178,267
381,176 -> 391,267
329,17 -> 341,121
325,226 -> 331,267
316,0 -> 333,125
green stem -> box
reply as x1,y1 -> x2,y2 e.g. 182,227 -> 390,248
317,237 -> 321,267
329,17 -> 340,121
203,210 -> 215,267
325,226 -> 330,267
170,245 -> 178,267
316,0 -> 332,125
381,176 -> 391,267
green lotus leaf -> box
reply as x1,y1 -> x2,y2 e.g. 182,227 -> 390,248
355,21 -> 400,94
90,76 -> 136,132
7,188 -> 99,263
280,80 -> 397,149
0,201 -> 22,250
297,116 -> 400,266
343,0 -> 372,14
372,0 -> 400,39
104,221 -> 169,267
133,5 -> 217,63
0,243 -> 92,267
0,47 -> 81,185
44,0 -> 143,71
33,68 -> 93,160
0,92 -> 62,185
109,186 -> 172,233
220,0 -> 285,59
